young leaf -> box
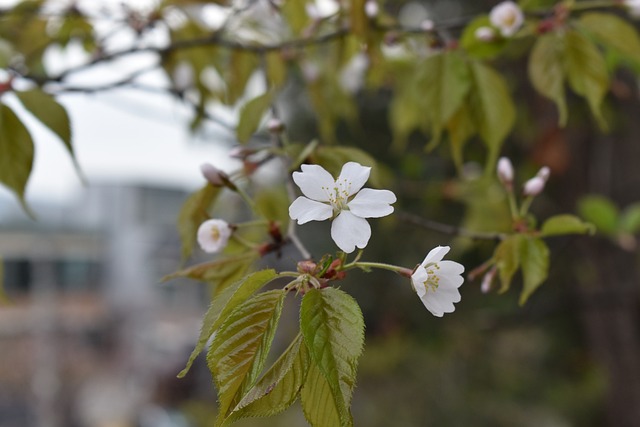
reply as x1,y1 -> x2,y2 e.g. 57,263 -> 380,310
461,16 -> 508,59
15,88 -> 83,179
0,103 -> 34,216
578,195 -> 619,234
564,30 -> 609,130
208,289 -> 286,426
177,183 -> 221,261
468,61 -> 515,168
620,203 -> 640,234
237,91 -> 275,144
224,334 -> 309,424
301,360 -> 344,427
579,12 -> 640,66
540,214 -> 595,237
529,32 -> 568,125
420,51 -> 472,147
494,235 -> 522,293
518,237 -> 550,305
446,104 -> 476,171
300,288 -> 365,426
177,269 -> 277,378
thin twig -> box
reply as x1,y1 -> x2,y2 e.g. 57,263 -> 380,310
397,211 -> 505,241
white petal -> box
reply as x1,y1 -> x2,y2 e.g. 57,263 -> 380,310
420,294 -> 444,317
289,197 -> 333,224
435,283 -> 462,304
347,188 -> 396,218
411,268 -> 429,298
437,260 -> 465,277
331,211 -> 371,253
421,246 -> 450,266
336,162 -> 371,197
292,164 -> 336,202
439,272 -> 464,289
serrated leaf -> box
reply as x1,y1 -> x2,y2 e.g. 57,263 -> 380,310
564,29 -> 609,130
579,12 -> 640,65
494,235 -> 522,293
208,289 -> 286,426
301,360 -> 343,427
518,237 -> 550,305
0,103 -> 34,216
224,334 -> 309,424
300,288 -> 365,427
177,183 -> 221,261
620,203 -> 640,233
237,91 -> 275,144
15,89 -> 83,179
178,269 -> 277,378
578,195 -> 619,234
529,32 -> 568,125
468,61 -> 515,169
540,214 -> 595,237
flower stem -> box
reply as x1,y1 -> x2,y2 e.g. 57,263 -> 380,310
345,261 -> 413,277
519,195 -> 534,218
507,190 -> 519,221
235,219 -> 270,228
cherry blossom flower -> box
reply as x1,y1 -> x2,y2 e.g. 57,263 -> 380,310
197,219 -> 232,253
411,246 -> 465,317
475,26 -> 496,42
289,162 -> 396,253
489,1 -> 524,37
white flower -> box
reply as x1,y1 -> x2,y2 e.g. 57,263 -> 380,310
625,0 -> 640,18
475,26 -> 496,42
197,219 -> 232,253
411,246 -> 465,317
289,162 -> 396,253
489,1 -> 524,37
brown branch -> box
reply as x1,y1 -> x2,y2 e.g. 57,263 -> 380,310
397,211 -> 505,241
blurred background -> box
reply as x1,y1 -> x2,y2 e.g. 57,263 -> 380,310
1,0 -> 640,426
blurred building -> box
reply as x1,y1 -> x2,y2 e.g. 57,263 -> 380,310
0,183 -> 211,427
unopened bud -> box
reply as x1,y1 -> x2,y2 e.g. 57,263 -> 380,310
420,19 -> 435,32
365,0 -> 379,17
475,26 -> 496,42
267,118 -> 285,134
497,157 -> 514,187
523,176 -> 545,197
481,266 -> 497,294
200,163 -> 228,187
536,166 -> 550,182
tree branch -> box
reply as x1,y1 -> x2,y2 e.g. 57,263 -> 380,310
396,211 -> 505,241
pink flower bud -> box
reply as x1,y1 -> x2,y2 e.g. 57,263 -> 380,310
523,176 -> 545,197
200,163 -> 227,186
481,266 -> 497,294
365,0 -> 379,17
536,166 -> 550,182
475,26 -> 496,42
497,157 -> 514,186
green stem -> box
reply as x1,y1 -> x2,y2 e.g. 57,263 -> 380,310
345,261 -> 412,276
235,219 -> 270,228
231,234 -> 259,249
519,195 -> 534,218
507,190 -> 519,221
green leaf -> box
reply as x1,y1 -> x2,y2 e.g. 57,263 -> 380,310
494,235 -> 522,293
446,104 -> 476,171
177,183 -> 221,261
208,289 -> 286,426
461,16 -> 508,59
529,32 -> 568,125
468,61 -> 515,169
620,203 -> 640,233
578,195 -> 619,234
0,39 -> 14,68
177,269 -> 277,378
237,91 -> 275,144
224,334 -> 309,424
15,89 -> 83,179
579,12 -> 640,65
301,360 -> 343,427
518,237 -> 550,305
564,29 -> 609,130
300,288 -> 365,427
540,214 -> 595,237
420,51 -> 472,147
0,103 -> 34,216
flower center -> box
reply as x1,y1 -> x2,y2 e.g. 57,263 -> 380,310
323,179 -> 352,213
502,11 -> 517,28
422,263 -> 441,293
210,227 -> 221,241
